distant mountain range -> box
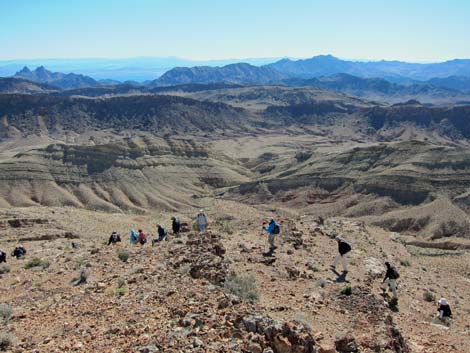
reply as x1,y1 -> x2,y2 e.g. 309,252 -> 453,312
152,63 -> 287,86
2,56 -> 470,102
14,66 -> 100,89
266,55 -> 470,80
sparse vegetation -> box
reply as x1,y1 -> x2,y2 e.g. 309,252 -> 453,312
318,279 -> 327,288
0,304 -> 12,323
115,278 -> 127,296
0,265 -> 10,275
400,259 -> 411,267
117,249 -> 130,262
340,286 -> 352,296
294,312 -> 312,332
424,290 -> 436,302
220,220 -> 234,235
0,332 -> 17,351
224,273 -> 259,303
24,258 -> 50,269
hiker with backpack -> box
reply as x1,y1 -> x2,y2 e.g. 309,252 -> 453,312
108,231 -> 122,246
196,210 -> 208,233
152,225 -> 167,245
137,229 -> 147,245
331,236 -> 351,272
130,229 -> 139,244
437,298 -> 452,322
381,261 -> 399,299
11,245 -> 26,259
0,250 -> 6,263
172,216 -> 181,235
263,218 -> 280,254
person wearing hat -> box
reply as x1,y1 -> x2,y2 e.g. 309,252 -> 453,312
107,231 -> 121,245
331,236 -> 351,272
437,298 -> 452,322
381,262 -> 399,299
196,209 -> 208,233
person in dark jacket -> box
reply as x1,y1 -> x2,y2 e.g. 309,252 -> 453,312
152,225 -> 167,245
381,262 -> 399,299
171,217 -> 181,235
331,236 -> 351,272
0,250 -> 6,263
108,231 -> 121,246
437,298 -> 452,322
11,246 -> 26,259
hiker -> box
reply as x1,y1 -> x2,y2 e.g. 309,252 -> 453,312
171,216 -> 181,235
437,298 -> 452,322
263,218 -> 280,253
196,209 -> 208,233
0,250 -> 6,263
11,246 -> 26,259
137,229 -> 147,245
108,231 -> 122,246
381,261 -> 399,299
152,225 -> 167,245
331,236 -> 351,272
130,229 -> 139,244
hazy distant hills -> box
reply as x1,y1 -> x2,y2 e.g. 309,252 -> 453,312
14,66 -> 99,89
0,77 -> 58,94
267,55 -> 470,80
153,63 -> 287,86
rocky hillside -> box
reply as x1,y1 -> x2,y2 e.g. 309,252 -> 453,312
0,137 -> 250,212
0,200 -> 468,352
228,140 -> 470,240
0,77 -> 58,94
0,94 -> 252,138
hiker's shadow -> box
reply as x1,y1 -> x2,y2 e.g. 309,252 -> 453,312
331,269 -> 349,283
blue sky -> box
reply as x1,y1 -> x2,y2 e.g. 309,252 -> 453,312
0,0 -> 469,62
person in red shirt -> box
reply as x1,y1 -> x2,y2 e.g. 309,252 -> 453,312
137,229 -> 147,245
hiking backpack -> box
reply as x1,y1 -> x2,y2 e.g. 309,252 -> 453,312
273,223 -> 280,234
390,266 -> 400,279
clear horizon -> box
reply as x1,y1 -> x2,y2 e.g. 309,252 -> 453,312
1,0 -> 469,62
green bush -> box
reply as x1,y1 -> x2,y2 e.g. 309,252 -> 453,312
0,265 -> 10,274
115,278 -> 127,296
0,304 -> 12,323
117,249 -> 130,263
0,332 -> 17,351
24,258 -> 50,269
340,286 -> 352,296
400,259 -> 411,267
224,273 -> 259,303
424,290 -> 436,302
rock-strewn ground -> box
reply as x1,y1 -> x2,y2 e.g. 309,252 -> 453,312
0,200 -> 469,352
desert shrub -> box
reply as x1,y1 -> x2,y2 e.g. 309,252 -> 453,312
295,151 -> 312,163
24,258 -> 50,269
0,332 -> 16,351
115,278 -> 127,296
117,249 -> 129,263
424,290 -> 436,302
294,312 -> 312,332
0,265 -> 10,274
318,279 -> 327,288
340,286 -> 352,296
224,273 -> 259,303
400,259 -> 411,267
221,220 -> 234,235
0,304 -> 12,323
